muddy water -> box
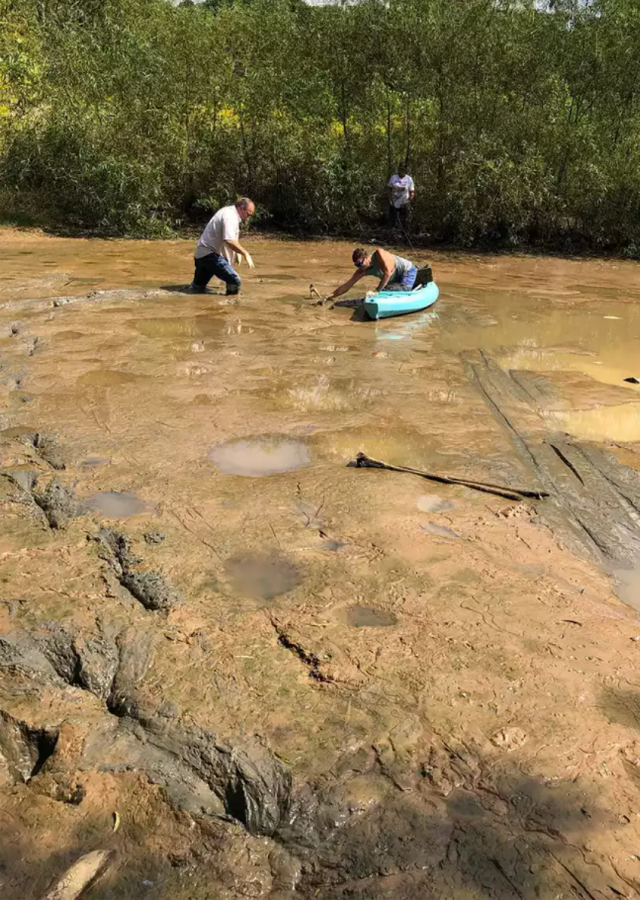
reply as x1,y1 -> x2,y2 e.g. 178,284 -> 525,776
2,229 -> 640,900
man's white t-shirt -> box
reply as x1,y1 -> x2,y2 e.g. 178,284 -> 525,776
388,174 -> 415,209
195,205 -> 241,261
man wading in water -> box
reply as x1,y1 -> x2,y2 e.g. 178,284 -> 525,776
326,247 -> 431,302
190,197 -> 255,295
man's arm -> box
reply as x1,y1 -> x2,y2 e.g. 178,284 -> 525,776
225,238 -> 254,268
408,177 -> 415,203
327,269 -> 366,301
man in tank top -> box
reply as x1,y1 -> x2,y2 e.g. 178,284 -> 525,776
326,247 -> 423,302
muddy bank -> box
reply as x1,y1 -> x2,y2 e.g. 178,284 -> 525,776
1,229 -> 640,898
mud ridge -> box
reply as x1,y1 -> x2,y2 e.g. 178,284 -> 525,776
92,527 -> 182,611
464,350 -> 640,564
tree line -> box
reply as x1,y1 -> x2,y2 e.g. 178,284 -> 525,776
1,0 -> 639,255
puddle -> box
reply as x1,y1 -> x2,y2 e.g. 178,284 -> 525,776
81,491 -> 151,518
417,493 -> 455,512
321,539 -> 345,551
130,315 -> 258,340
613,564 -> 640,611
81,457 -> 111,468
79,369 -> 142,387
548,402 -> 640,442
317,425 -> 437,470
440,300 -> 640,389
335,605 -> 398,627
209,436 -> 310,476
224,551 -> 301,601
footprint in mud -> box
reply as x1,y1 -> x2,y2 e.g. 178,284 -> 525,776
81,491 -> 151,519
209,436 -> 310,476
224,552 -> 301,602
335,606 -> 398,627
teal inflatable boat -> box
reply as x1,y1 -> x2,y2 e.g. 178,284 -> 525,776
363,282 -> 439,321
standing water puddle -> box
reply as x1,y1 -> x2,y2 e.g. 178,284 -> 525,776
224,552 -> 301,601
209,436 -> 310,476
335,606 -> 398,627
81,491 -> 151,518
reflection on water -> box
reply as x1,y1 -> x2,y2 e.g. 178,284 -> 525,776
375,311 -> 437,342
316,426 -> 435,470
547,403 -> 640,442
441,302 -> 640,389
209,436 -> 310,476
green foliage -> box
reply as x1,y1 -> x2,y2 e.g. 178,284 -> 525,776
0,0 -> 639,254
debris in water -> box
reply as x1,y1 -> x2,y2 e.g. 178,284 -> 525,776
209,436 -> 310,476
348,451 -> 547,501
112,811 -> 120,832
624,377 -> 640,384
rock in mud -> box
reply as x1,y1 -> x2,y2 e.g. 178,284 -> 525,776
38,623 -> 122,701
32,478 -> 78,529
29,433 -> 67,470
0,709 -> 58,783
108,626 -> 155,716
120,569 -> 179,611
74,632 -> 120,701
0,632 -> 63,684
2,467 -> 38,492
122,715 -> 293,836
93,528 -> 181,612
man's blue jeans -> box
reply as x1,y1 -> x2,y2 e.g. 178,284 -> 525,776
192,252 -> 242,295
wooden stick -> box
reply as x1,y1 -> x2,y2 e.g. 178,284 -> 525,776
347,452 -> 548,501
42,850 -> 115,900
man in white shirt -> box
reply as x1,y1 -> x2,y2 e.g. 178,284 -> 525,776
387,162 -> 415,230
190,197 -> 255,295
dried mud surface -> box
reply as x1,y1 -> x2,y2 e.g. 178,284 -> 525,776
2,229 -> 640,898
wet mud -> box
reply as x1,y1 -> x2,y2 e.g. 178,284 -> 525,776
1,229 -> 640,898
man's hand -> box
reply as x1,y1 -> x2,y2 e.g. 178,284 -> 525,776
244,252 -> 255,269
